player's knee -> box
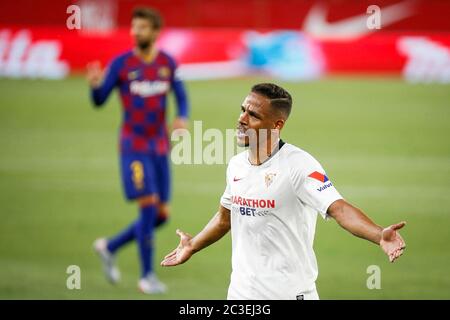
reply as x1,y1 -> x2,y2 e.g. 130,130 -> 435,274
138,194 -> 159,208
158,204 -> 170,217
155,203 -> 170,228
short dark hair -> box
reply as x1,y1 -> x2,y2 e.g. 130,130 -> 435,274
132,7 -> 163,30
251,83 -> 292,119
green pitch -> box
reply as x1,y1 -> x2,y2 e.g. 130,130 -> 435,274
0,76 -> 449,299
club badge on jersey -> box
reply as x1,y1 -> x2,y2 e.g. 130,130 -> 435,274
264,172 -> 277,188
158,66 -> 171,79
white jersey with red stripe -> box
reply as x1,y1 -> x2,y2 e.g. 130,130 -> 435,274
220,142 -> 343,300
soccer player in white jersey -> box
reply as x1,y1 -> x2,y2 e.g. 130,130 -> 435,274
161,83 -> 406,300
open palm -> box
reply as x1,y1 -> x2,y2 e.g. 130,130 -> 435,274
380,221 -> 406,262
161,229 -> 194,267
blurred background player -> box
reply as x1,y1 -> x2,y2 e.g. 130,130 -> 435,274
86,7 -> 189,294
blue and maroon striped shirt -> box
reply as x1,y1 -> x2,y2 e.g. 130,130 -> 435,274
91,50 -> 188,155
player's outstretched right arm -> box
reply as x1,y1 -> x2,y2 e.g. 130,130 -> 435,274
161,205 -> 231,267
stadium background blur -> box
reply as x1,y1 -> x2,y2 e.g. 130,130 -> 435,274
0,0 -> 449,299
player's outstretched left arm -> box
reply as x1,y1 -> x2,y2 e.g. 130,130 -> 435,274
327,199 -> 406,263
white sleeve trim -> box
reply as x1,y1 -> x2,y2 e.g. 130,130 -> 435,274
318,195 -> 344,220
220,198 -> 232,211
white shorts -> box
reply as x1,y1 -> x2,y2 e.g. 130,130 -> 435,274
227,281 -> 320,300
296,288 -> 319,300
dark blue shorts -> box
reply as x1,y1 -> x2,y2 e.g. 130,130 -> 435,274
120,153 -> 171,203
